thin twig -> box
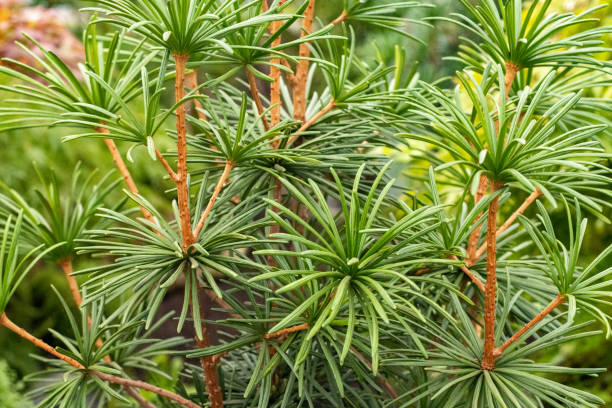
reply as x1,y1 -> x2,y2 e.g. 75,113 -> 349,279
245,69 -> 271,131
193,160 -> 234,239
267,0 -> 286,133
264,322 -> 309,339
331,10 -> 347,26
155,148 -> 178,181
448,255 -> 485,292
58,259 -> 154,407
59,258 -> 82,307
493,293 -> 564,358
475,189 -> 542,259
287,99 -> 335,145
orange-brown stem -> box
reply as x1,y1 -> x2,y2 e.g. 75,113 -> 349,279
1,313 -> 85,368
267,0 -> 286,133
292,0 -> 316,123
265,322 -> 309,339
504,62 -> 519,98
476,189 -> 542,259
193,160 -> 234,239
481,181 -> 502,371
186,69 -> 206,121
59,258 -> 82,307
246,69 -> 271,131
493,293 -> 564,358
155,148 -> 178,181
448,255 -> 485,292
191,280 -> 223,408
95,371 -> 197,408
331,10 -> 347,25
288,99 -> 335,145
99,133 -> 155,224
466,175 -> 489,265
173,53 -> 195,251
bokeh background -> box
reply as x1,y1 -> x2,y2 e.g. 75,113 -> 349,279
0,0 -> 610,406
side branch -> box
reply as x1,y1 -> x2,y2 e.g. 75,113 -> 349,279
155,148 -> 178,181
1,314 -> 195,408
493,293 -> 564,357
246,69 -> 271,131
264,322 -> 309,339
193,160 -> 234,239
475,189 -> 541,259
288,98 -> 335,145
331,10 -> 347,26
448,255 -> 485,292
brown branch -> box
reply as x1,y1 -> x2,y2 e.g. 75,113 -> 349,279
193,160 -> 234,239
173,53 -> 195,251
475,189 -> 542,259
466,175 -> 489,265
287,98 -> 335,146
175,53 -> 223,407
493,293 -> 564,358
191,279 -> 223,408
448,255 -> 485,292
245,69 -> 271,131
331,10 -> 347,26
155,148 -> 178,181
58,259 -> 155,407
481,181 -> 502,371
1,313 -> 85,368
504,62 -> 519,98
264,322 -> 309,339
186,69 -> 207,121
268,0 -> 286,134
94,372 -> 199,408
292,0 -> 316,123
98,131 -> 156,225
59,258 -> 83,307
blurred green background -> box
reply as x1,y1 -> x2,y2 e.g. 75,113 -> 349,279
0,0 -> 610,405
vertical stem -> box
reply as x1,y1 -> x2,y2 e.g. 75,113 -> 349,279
246,69 -> 270,131
191,280 -> 223,408
174,53 -> 223,406
292,0 -> 316,123
482,181 -> 502,371
476,189 -> 542,259
173,53 -> 194,251
467,175 -> 489,265
59,258 -> 82,307
267,0 -> 286,146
